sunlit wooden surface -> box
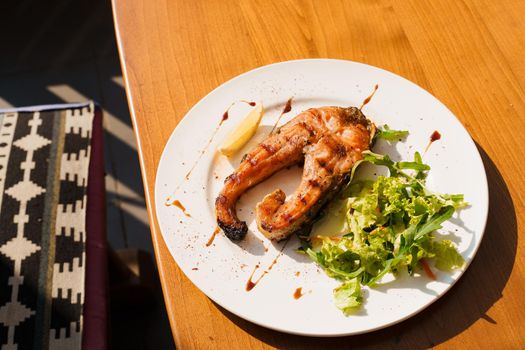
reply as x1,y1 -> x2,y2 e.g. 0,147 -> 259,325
112,0 -> 525,348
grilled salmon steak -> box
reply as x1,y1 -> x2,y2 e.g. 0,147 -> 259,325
215,106 -> 376,241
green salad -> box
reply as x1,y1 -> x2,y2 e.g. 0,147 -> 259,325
299,127 -> 467,315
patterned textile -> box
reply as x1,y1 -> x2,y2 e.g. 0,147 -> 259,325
0,103 -> 94,349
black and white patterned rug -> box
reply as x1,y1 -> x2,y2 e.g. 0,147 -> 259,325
0,103 -> 94,349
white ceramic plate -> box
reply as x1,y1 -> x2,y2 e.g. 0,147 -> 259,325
155,59 -> 488,336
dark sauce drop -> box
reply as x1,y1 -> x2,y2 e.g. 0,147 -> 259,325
246,264 -> 261,291
283,97 -> 293,114
424,130 -> 442,153
222,111 -> 229,121
246,280 -> 256,291
293,287 -> 303,300
239,100 -> 257,107
430,130 -> 441,142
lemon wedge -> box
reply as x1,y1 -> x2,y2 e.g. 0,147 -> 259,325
219,103 -> 263,157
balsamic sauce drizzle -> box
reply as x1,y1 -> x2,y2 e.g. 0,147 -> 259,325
270,97 -> 294,134
206,226 -> 221,247
246,238 -> 290,292
359,84 -> 379,110
293,287 -> 304,300
165,100 -> 256,201
165,198 -> 192,217
424,130 -> 442,153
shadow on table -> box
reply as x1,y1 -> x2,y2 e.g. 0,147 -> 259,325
214,143 -> 517,349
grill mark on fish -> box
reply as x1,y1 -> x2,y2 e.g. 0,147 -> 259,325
308,179 -> 320,188
300,121 -> 316,137
261,222 -> 273,232
245,154 -> 258,166
261,143 -> 277,154
282,212 -> 293,222
225,173 -> 240,184
336,144 -> 347,157
215,194 -> 227,205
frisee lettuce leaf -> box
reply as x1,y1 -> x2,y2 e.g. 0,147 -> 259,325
432,239 -> 465,271
333,279 -> 363,314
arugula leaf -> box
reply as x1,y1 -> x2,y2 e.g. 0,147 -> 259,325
414,206 -> 454,241
397,161 -> 431,171
363,151 -> 396,170
375,125 -> 409,141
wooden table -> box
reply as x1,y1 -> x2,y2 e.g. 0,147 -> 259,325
112,0 -> 525,348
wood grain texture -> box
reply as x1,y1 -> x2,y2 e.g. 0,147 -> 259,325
111,0 -> 524,348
